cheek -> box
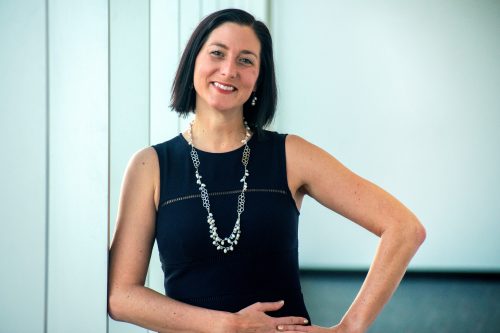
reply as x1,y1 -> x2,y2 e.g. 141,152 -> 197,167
243,69 -> 260,89
193,65 -> 205,84
194,69 -> 212,95
193,57 -> 214,83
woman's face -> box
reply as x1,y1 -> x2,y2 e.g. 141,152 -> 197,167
193,22 -> 261,113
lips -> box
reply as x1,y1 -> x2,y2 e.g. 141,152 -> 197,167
212,81 -> 237,92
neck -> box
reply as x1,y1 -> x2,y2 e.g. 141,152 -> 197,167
187,109 -> 250,153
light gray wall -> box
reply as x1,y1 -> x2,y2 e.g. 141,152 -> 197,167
272,0 -> 500,271
108,1 -> 151,332
1,0 -> 109,332
0,1 -> 47,332
47,0 -> 109,331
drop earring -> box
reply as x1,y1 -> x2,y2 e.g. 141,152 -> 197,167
251,94 -> 257,106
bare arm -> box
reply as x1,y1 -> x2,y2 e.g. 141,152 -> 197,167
282,135 -> 426,333
108,147 -> 309,333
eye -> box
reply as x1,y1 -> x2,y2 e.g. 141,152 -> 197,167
239,57 -> 253,65
210,50 -> 224,57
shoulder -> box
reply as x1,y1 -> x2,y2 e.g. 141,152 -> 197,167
254,129 -> 294,147
284,134 -> 344,192
259,130 -> 316,149
124,147 -> 160,189
128,146 -> 159,171
151,134 -> 188,159
151,134 -> 182,150
284,133 -> 309,148
285,133 -> 325,159
121,146 -> 161,209
257,131 -> 328,168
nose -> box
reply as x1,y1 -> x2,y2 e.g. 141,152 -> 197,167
220,59 -> 237,79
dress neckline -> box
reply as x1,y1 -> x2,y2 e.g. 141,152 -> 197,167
178,132 -> 255,155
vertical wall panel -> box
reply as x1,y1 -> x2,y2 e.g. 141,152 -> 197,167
218,0 -> 237,9
201,0 -> 219,16
108,0 -> 150,269
108,0 -> 150,332
148,0 -> 181,296
179,0 -> 202,49
0,1 -> 47,332
150,0 -> 179,145
176,0 -> 201,132
47,1 -> 109,332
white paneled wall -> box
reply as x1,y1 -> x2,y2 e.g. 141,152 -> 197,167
108,0 -> 151,332
150,0 -> 179,146
0,1 -> 47,332
47,0 -> 109,332
1,0 -> 109,332
148,0 -> 181,307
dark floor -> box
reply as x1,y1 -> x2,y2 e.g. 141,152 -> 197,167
299,270 -> 500,333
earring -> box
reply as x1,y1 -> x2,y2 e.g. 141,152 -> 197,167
251,94 -> 257,106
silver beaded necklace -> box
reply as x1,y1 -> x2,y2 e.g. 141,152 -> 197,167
187,119 -> 251,253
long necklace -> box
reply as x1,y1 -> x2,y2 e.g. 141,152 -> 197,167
187,119 -> 251,253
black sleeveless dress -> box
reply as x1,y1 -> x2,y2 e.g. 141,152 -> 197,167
152,130 -> 310,321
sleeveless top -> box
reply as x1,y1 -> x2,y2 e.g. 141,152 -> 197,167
152,130 -> 310,321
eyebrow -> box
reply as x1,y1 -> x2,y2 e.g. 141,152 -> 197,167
209,42 -> 259,58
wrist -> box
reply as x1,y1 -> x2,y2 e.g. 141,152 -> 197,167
336,319 -> 367,333
214,312 -> 238,333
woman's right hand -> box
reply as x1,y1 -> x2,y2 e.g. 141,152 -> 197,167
230,301 -> 309,333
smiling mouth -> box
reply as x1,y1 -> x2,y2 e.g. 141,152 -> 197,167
212,81 -> 236,92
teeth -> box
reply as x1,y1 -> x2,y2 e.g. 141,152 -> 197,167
213,82 -> 235,91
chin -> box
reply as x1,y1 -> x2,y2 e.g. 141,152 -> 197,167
208,102 -> 241,113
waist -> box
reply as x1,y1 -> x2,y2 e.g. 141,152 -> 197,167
162,248 -> 302,298
173,289 -> 311,322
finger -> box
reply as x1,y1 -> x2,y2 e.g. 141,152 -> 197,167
275,316 -> 309,326
276,324 -> 312,332
252,300 -> 285,312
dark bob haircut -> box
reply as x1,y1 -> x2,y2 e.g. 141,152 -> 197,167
170,8 -> 277,131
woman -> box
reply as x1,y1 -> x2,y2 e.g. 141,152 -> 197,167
108,9 -> 426,333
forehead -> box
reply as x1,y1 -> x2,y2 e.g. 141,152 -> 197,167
204,22 -> 261,55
